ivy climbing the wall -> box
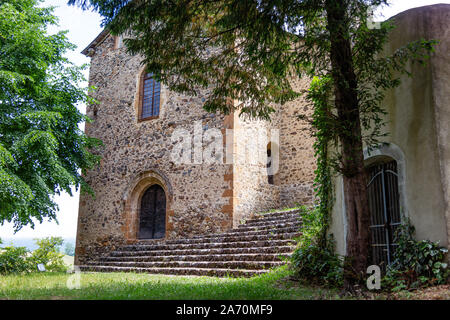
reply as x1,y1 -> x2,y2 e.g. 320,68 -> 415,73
291,76 -> 343,287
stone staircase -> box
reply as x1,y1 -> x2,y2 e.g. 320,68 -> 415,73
78,209 -> 302,277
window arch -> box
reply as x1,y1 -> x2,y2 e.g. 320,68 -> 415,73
138,71 -> 161,121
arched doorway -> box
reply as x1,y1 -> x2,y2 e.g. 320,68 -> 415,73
139,184 -> 166,239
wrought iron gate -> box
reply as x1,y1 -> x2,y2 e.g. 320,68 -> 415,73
366,160 -> 401,270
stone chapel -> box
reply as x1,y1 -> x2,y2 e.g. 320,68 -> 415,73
75,4 -> 450,273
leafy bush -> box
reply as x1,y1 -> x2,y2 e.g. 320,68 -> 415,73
384,219 -> 449,291
29,237 -> 67,272
291,238 -> 343,286
0,237 -> 68,274
0,245 -> 32,275
290,206 -> 343,287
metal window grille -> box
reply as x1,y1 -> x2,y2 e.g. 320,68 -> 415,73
366,160 -> 401,271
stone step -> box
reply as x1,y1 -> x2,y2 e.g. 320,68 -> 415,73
160,232 -> 301,245
250,209 -> 302,221
80,207 -> 304,277
239,216 -> 301,227
243,214 -> 300,225
190,225 -> 300,239
109,245 -> 296,258
132,223 -> 301,244
247,210 -> 301,222
101,252 -> 290,263
78,265 -> 268,277
87,260 -> 284,270
232,221 -> 301,233
119,238 -> 298,252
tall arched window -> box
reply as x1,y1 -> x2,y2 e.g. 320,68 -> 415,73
366,158 -> 401,271
139,72 -> 161,121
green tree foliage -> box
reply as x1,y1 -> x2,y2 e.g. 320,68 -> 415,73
0,0 -> 101,231
68,0 -> 434,123
29,236 -> 67,272
69,0 -> 436,286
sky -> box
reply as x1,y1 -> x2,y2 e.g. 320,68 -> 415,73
0,0 -> 449,240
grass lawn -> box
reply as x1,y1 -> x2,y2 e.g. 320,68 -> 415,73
0,266 -> 345,300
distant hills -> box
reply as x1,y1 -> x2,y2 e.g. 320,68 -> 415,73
0,237 -> 76,252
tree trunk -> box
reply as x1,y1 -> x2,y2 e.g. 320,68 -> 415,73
325,0 -> 371,289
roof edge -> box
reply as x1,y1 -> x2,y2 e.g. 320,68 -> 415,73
81,29 -> 110,57
388,3 -> 450,21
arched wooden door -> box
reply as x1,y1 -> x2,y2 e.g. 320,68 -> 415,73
139,184 -> 166,239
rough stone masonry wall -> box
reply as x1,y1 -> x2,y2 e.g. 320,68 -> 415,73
232,75 -> 317,226
75,33 -> 318,264
278,77 -> 316,207
232,113 -> 280,227
75,35 -> 233,264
